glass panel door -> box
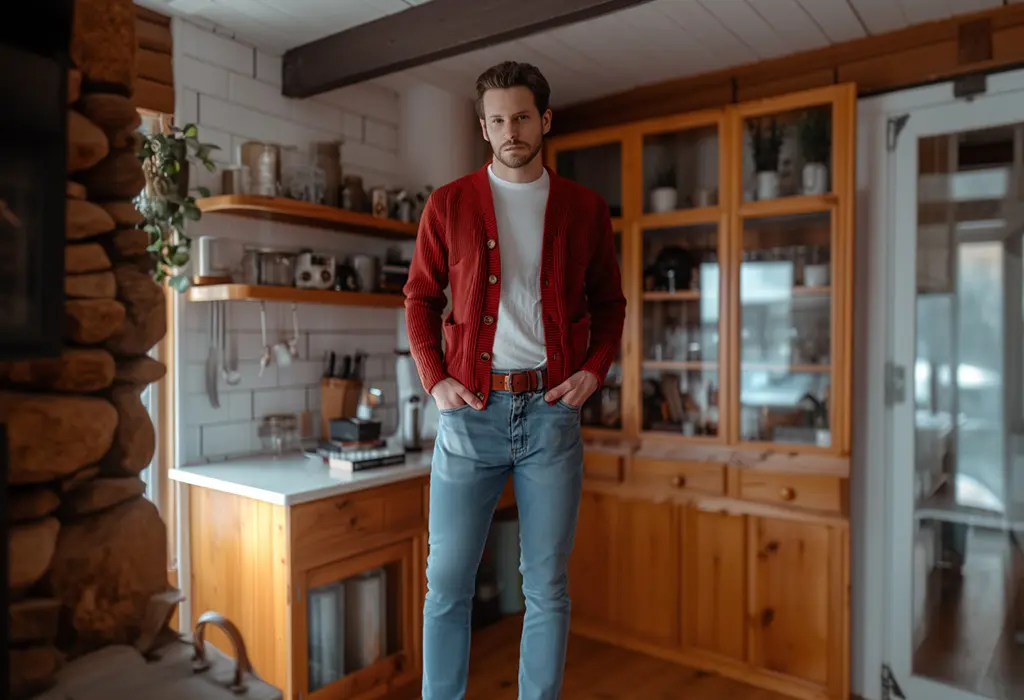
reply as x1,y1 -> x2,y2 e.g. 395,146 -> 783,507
637,116 -> 724,440
888,88 -> 1024,700
737,209 -> 833,447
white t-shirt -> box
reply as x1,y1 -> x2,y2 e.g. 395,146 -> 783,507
486,164 -> 549,371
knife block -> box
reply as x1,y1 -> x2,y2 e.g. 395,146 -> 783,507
320,377 -> 362,439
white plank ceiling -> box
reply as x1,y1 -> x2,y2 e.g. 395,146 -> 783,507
139,0 -> 1014,107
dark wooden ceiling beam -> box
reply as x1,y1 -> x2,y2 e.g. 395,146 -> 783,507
282,0 -> 656,98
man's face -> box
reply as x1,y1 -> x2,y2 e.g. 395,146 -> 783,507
479,86 -> 551,169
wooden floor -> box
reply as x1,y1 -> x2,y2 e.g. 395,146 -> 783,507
914,528 -> 1024,699
465,616 -> 791,700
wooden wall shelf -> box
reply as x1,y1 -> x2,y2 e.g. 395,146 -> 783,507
197,195 -> 419,239
187,284 -> 405,309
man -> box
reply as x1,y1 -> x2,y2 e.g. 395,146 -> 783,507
403,60 -> 626,700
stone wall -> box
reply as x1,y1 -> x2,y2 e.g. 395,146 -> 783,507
5,1 -> 172,697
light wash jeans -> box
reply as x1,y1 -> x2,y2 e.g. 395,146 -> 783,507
421,382 -> 584,700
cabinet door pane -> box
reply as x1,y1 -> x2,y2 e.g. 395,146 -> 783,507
738,210 -> 832,446
642,223 -> 721,436
306,558 -> 405,693
582,232 -> 623,429
555,142 -> 622,217
742,104 -> 832,203
642,123 -> 719,214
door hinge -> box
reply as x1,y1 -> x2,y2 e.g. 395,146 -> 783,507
884,361 -> 907,406
887,114 -> 910,152
881,663 -> 906,699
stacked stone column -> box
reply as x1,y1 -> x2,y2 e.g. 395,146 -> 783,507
5,1 -> 173,697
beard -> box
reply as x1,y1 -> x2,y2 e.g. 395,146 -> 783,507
491,138 -> 543,169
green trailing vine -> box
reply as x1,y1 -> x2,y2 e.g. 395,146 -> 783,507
133,123 -> 219,292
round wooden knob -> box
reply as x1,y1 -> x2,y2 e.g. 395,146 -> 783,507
672,475 -> 686,488
779,487 -> 796,501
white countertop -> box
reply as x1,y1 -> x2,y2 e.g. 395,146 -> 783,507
169,447 -> 433,506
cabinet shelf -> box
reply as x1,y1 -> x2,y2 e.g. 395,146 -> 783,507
186,284 -> 405,308
197,194 -> 418,239
738,193 -> 836,219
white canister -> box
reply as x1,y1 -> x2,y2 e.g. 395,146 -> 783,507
649,187 -> 678,213
804,263 -> 830,287
756,171 -> 779,201
802,162 -> 829,195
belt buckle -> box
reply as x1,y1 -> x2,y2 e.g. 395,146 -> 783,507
503,373 -> 513,392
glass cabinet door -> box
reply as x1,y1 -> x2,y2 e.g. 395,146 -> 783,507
550,138 -> 624,219
741,102 -> 834,205
640,222 -> 722,437
736,209 -> 833,447
641,120 -> 720,215
637,115 -> 725,439
300,540 -> 415,698
731,89 -> 849,449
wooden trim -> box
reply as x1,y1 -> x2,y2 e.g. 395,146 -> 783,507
137,47 -> 173,86
133,6 -> 173,114
135,5 -> 171,26
136,17 -> 172,54
552,4 -> 1024,134
135,77 -> 174,115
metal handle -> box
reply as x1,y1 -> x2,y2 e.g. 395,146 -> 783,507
192,611 -> 254,694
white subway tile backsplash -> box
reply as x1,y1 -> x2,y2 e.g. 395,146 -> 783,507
199,94 -> 276,143
177,19 -> 254,75
255,50 -> 282,87
364,119 -> 399,152
228,71 -> 292,120
253,388 -> 307,418
276,359 -> 323,387
177,54 -> 230,97
319,83 -> 401,126
178,88 -> 199,125
343,141 -> 402,179
198,126 -> 234,164
175,20 -> 408,463
184,391 -> 253,427
202,422 -> 258,457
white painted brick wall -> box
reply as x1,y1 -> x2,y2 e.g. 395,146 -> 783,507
171,18 -> 414,464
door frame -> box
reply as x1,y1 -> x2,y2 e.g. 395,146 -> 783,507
855,66 -> 1024,700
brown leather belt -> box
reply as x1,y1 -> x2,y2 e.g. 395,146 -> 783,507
490,369 -> 547,394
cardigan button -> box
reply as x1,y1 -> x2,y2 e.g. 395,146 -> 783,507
553,352 -> 560,360
487,239 -> 496,250
476,392 -> 485,401
483,315 -> 494,325
488,274 -> 498,284
480,352 -> 491,361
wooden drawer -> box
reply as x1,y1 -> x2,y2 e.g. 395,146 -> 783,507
738,470 -> 846,514
291,482 -> 425,568
631,457 -> 726,495
583,451 -> 624,483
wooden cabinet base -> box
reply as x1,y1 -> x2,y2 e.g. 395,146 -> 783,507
569,619 -> 837,700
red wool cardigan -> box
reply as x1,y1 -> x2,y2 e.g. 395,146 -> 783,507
403,163 -> 626,404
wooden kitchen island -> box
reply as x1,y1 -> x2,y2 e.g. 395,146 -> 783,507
170,450 -> 515,700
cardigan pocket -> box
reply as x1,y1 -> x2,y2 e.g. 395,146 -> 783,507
442,317 -> 466,378
568,316 -> 591,371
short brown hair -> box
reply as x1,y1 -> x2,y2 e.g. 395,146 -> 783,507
474,61 -> 551,118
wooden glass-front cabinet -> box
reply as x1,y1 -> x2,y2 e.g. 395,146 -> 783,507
546,83 -> 855,455
549,83 -> 855,700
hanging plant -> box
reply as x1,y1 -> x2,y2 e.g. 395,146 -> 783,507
133,123 -> 219,292
798,109 -> 831,165
748,117 -> 784,173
